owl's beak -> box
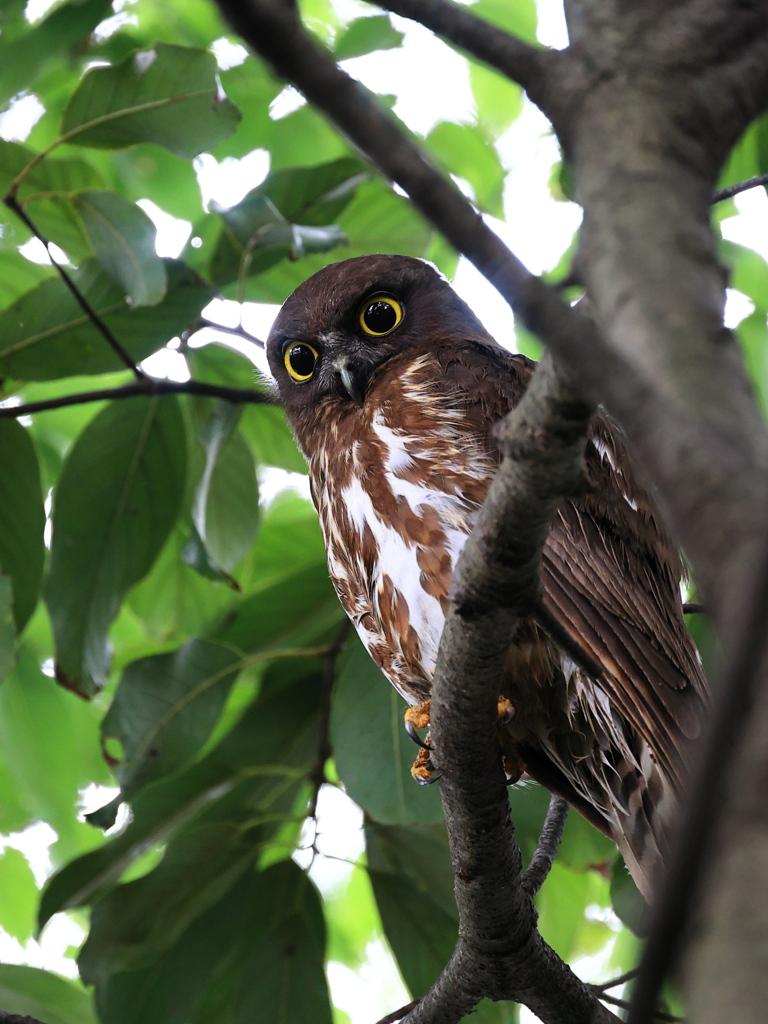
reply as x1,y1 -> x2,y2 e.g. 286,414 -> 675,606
332,355 -> 364,405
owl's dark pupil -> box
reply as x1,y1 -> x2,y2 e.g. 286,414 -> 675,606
288,344 -> 316,376
364,300 -> 397,334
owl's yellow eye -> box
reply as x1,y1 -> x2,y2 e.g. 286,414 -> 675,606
359,295 -> 403,336
284,342 -> 319,382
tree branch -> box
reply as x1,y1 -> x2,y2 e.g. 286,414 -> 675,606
711,173 -> 768,203
399,354 -> 617,1024
369,0 -> 560,110
3,194 -> 147,381
521,795 -> 569,897
0,379 -> 275,418
0,1014 -> 48,1024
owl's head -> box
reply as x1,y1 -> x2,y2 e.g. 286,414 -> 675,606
266,254 -> 489,418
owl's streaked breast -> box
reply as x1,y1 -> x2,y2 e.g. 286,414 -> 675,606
303,355 -> 496,704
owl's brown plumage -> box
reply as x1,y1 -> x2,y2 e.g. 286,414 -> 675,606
267,254 -> 708,899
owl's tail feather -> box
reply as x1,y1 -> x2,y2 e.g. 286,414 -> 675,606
519,741 -> 674,902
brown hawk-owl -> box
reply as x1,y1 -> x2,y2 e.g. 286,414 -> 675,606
266,253 -> 708,899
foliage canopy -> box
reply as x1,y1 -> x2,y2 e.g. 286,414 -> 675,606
0,0 -> 759,1020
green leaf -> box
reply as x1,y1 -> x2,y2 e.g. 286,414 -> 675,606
469,0 -> 538,43
213,59 -> 282,160
46,396 -> 187,697
213,563 -> 343,655
91,868 -> 261,1024
535,862 -> 608,961
0,258 -> 213,381
72,191 -> 167,307
331,636 -> 443,825
0,847 -> 37,943
112,143 -> 204,222
0,575 -> 15,685
185,340 -> 259,392
0,643 -> 111,863
470,63 -> 524,137
426,121 -> 506,217
0,0 -> 113,109
60,42 -> 241,156
193,404 -> 260,573
103,639 -> 242,799
0,420 -> 45,631
201,157 -> 366,287
0,964 -> 96,1024
334,16 -> 405,60
366,822 -> 457,996
40,664 -> 322,927
240,403 -> 308,474
193,860 -> 333,1024
0,252 -> 53,311
235,490 -> 324,594
127,524 -> 237,642
239,179 -> 432,303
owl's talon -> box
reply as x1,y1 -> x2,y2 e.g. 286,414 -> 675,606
410,744 -> 435,784
404,700 -> 431,731
405,718 -> 431,750
420,769 -> 443,786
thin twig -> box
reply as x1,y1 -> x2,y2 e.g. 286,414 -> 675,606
521,794 -> 569,896
592,968 -> 639,992
3,194 -> 147,380
682,602 -> 704,615
195,317 -> 266,348
371,0 -> 557,107
375,1000 -> 421,1024
711,173 -> 768,204
0,1014 -> 48,1024
0,379 -> 276,419
596,991 -> 684,1023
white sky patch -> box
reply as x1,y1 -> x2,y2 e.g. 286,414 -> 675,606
536,0 -> 569,48
453,256 -> 517,350
193,150 -> 270,211
292,784 -> 365,895
136,198 -> 192,258
17,237 -> 70,266
269,85 -> 306,121
141,347 -> 190,382
0,93 -> 45,142
720,187 -> 768,264
0,914 -> 85,979
24,0 -> 58,22
92,10 -> 138,41
724,288 -> 755,329
340,16 -> 474,136
259,467 -> 311,504
210,37 -> 249,71
328,940 -> 411,1024
2,821 -> 57,888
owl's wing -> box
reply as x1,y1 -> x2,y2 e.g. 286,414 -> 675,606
441,338 -> 707,790
540,418 -> 708,791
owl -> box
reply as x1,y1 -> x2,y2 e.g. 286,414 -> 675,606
266,253 -> 708,899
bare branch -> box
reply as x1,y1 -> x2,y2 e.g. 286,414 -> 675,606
3,195 -> 147,381
682,602 -> 704,615
711,173 -> 768,204
370,0 -> 560,109
0,1014 -> 48,1024
597,992 -> 684,1024
194,317 -> 266,348
400,354 -> 617,1024
0,379 -> 275,419
521,795 -> 569,897
592,968 -> 638,992
375,1000 -> 421,1024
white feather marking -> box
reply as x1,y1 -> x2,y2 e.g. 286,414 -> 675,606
592,437 -> 617,470
371,415 -> 415,475
339,477 -> 447,675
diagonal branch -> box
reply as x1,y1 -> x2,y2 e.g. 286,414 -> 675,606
369,0 -> 561,110
0,379 -> 276,419
4,194 -> 147,381
399,354 -> 617,1024
521,795 -> 569,897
